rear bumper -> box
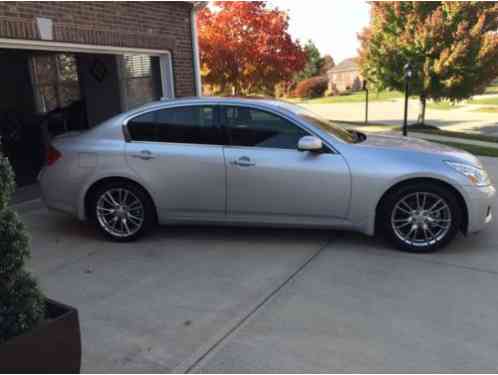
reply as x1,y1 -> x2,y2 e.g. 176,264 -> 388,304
38,167 -> 79,217
466,184 -> 496,233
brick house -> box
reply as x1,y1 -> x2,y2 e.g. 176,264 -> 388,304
0,1 -> 203,186
327,57 -> 363,94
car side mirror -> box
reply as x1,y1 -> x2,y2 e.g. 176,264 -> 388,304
297,136 -> 323,152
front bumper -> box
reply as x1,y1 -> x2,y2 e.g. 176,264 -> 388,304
466,184 -> 496,233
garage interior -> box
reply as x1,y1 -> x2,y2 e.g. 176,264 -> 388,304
0,47 -> 172,189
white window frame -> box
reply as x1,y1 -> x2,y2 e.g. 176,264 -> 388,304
29,53 -> 80,113
117,52 -> 175,111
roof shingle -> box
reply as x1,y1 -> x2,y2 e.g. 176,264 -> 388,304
328,57 -> 358,74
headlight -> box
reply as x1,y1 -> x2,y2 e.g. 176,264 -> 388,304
445,161 -> 491,186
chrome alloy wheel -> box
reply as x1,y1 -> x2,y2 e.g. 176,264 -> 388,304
391,192 -> 452,248
96,188 -> 145,238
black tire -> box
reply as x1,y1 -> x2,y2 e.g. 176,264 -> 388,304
379,182 -> 462,252
90,181 -> 156,242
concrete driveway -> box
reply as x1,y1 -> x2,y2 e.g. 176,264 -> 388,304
20,157 -> 498,372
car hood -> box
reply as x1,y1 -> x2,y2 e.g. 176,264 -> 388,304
358,133 -> 481,166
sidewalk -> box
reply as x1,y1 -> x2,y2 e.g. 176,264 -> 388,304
302,98 -> 498,135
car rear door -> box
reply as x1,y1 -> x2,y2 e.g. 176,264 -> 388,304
221,105 -> 351,223
125,105 -> 227,221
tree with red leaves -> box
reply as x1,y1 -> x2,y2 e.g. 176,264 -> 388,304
197,1 -> 306,96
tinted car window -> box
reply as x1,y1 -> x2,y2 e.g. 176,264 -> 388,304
156,106 -> 222,145
127,112 -> 156,141
127,106 -> 223,145
222,106 -> 308,149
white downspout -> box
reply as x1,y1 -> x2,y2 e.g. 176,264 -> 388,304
191,2 -> 204,97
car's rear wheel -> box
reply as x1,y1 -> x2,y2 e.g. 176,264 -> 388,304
380,182 -> 462,252
91,182 -> 154,241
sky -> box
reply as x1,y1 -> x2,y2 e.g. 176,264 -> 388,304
269,0 -> 371,64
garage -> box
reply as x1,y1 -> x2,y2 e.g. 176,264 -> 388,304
0,47 -> 174,187
0,1 -> 201,189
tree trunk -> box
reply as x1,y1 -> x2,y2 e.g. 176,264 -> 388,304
232,83 -> 242,96
418,94 -> 426,125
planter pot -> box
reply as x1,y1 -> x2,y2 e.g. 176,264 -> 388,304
0,299 -> 81,373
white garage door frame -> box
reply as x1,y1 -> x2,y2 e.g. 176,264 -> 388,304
0,37 -> 175,100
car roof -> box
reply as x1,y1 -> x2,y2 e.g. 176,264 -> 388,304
127,96 -> 301,116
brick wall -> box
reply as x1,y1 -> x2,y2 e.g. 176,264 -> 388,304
0,1 -> 196,97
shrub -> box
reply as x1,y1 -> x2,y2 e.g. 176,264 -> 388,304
293,76 -> 328,98
0,155 -> 45,343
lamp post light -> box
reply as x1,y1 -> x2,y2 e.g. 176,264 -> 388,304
402,62 -> 413,137
363,79 -> 369,125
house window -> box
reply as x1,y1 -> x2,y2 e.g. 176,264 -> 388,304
120,54 -> 161,110
31,53 -> 80,113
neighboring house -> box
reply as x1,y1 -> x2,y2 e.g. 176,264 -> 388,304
0,1 -> 203,187
327,57 -> 363,93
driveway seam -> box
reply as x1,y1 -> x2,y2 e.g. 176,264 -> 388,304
174,236 -> 333,373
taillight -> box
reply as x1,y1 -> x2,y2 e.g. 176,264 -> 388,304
47,145 -> 61,166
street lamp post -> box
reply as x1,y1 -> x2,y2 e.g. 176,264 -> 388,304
402,63 -> 413,137
363,80 -> 368,125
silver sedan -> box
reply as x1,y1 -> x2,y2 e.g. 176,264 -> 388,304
39,97 -> 496,252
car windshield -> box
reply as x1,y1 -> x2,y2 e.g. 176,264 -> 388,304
278,102 -> 357,144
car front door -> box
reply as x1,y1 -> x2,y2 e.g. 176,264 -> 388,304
125,105 -> 226,221
221,105 -> 351,224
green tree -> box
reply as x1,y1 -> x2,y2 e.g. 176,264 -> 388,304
0,153 -> 45,343
319,54 -> 336,75
359,2 -> 498,124
294,40 -> 324,81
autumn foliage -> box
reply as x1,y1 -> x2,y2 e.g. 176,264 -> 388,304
293,76 -> 328,98
197,2 -> 306,96
358,2 -> 498,122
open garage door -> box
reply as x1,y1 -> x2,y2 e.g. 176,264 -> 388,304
0,45 -> 174,187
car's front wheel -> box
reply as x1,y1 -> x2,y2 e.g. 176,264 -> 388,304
380,182 -> 462,252
91,182 -> 155,241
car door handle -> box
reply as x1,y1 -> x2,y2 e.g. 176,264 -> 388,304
131,150 -> 156,160
230,156 -> 255,167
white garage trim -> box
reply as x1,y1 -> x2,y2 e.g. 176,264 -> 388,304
0,37 -> 169,56
159,52 -> 175,99
191,3 -> 204,96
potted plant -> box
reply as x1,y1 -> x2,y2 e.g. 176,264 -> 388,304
0,155 -> 81,373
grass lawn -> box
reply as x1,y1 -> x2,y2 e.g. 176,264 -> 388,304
298,90 -> 406,104
467,96 -> 498,106
429,140 -> 498,157
292,82 -> 498,105
427,101 -> 462,111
